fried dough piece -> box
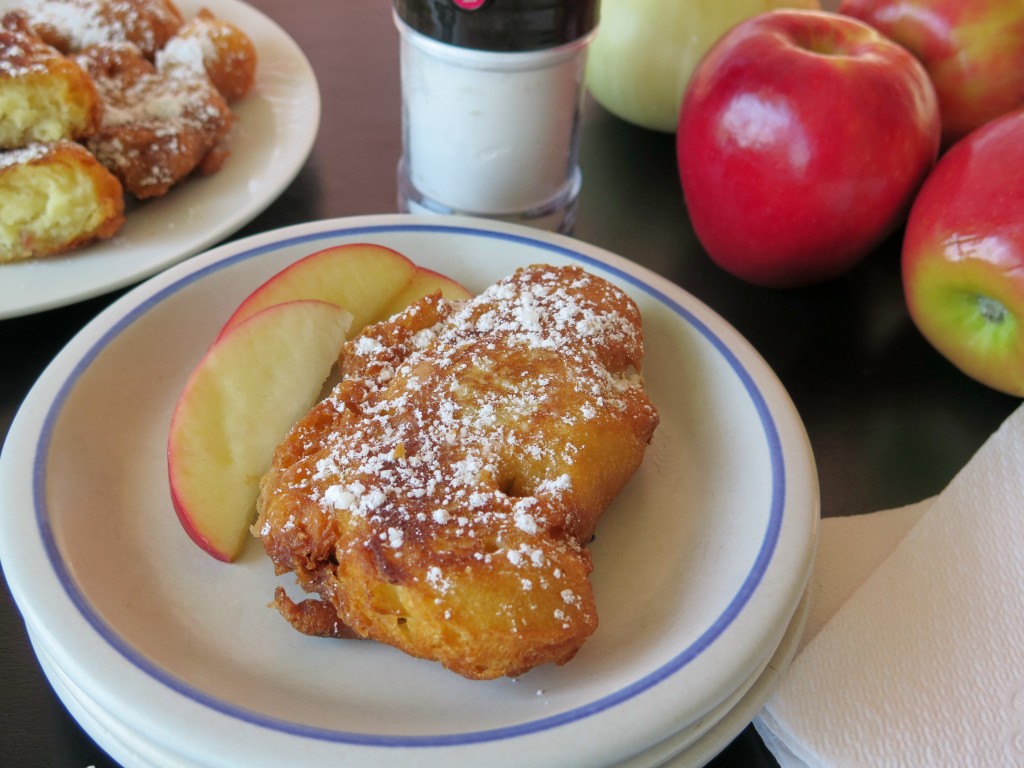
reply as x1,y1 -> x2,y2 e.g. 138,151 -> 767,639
8,0 -> 183,60
73,42 -> 232,198
255,265 -> 660,680
0,140 -> 124,262
156,8 -> 256,102
0,19 -> 101,149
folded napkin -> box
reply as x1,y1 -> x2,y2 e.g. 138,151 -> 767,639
755,402 -> 1024,767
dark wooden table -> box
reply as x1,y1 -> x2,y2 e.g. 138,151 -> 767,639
1,1 -> 1017,765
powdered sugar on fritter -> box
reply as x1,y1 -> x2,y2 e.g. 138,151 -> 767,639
15,0 -> 182,58
260,264 -> 659,640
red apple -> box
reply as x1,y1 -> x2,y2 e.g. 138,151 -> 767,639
902,108 -> 1024,396
839,0 -> 1024,147
677,9 -> 941,288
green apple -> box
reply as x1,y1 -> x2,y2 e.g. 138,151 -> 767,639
218,242 -> 471,339
902,108 -> 1024,396
169,300 -> 353,562
585,0 -> 821,133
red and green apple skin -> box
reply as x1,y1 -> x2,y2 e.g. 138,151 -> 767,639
677,9 -> 941,289
169,245 -> 473,562
902,108 -> 1024,397
839,0 -> 1024,147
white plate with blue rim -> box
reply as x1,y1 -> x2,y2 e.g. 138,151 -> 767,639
0,215 -> 818,767
0,0 -> 320,319
24,577 -> 813,767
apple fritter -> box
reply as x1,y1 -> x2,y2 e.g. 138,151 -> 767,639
8,0 -> 184,60
0,140 -> 124,262
0,17 -> 101,149
255,264 -> 660,680
156,8 -> 256,102
72,41 -> 232,198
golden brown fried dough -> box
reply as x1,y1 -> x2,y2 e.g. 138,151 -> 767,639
156,8 -> 256,102
0,18 -> 101,149
73,41 -> 232,198
255,265 -> 659,680
9,0 -> 184,60
0,140 -> 124,262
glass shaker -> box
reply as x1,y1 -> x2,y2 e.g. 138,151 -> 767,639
394,0 -> 599,234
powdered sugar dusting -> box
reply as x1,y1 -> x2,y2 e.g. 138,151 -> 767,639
15,0 -> 183,58
261,265 -> 659,639
71,41 -> 232,197
0,142 -> 51,170
0,27 -> 56,78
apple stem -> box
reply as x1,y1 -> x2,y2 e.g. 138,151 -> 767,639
977,296 -> 1007,324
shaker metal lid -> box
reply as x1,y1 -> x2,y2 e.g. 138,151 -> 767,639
394,0 -> 599,52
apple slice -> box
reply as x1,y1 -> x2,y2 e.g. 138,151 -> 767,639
218,243 -> 417,339
169,300 -> 353,562
217,243 -> 474,341
378,265 -> 473,318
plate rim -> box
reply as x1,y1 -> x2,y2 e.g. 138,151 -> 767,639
2,215 -> 819,761
26,579 -> 815,768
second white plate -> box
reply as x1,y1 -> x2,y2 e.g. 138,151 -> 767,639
0,0 -> 320,319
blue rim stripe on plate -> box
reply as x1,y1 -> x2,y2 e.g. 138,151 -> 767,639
32,222 -> 785,748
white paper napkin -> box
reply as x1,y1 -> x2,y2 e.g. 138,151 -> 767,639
755,403 -> 1024,767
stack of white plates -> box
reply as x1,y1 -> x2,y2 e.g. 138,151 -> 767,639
0,216 -> 818,767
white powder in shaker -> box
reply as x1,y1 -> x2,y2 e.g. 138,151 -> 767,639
396,16 -> 591,222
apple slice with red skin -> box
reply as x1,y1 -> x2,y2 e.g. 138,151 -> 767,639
218,242 -> 471,340
168,300 -> 353,562
378,265 -> 471,318
902,108 -> 1024,396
